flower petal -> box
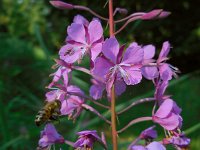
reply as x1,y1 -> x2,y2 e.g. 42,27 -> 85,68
131,145 -> 146,150
159,63 -> 173,81
102,37 -> 119,63
154,81 -> 169,100
141,66 -> 159,80
67,85 -> 84,96
88,20 -> 103,44
92,57 -> 113,80
154,99 -> 174,118
67,23 -> 86,44
89,83 -> 105,100
90,43 -> 102,62
159,41 -> 170,59
59,44 -> 82,64
122,66 -> 142,85
154,113 -> 180,130
114,79 -> 126,96
73,15 -> 89,26
146,141 -> 166,150
121,44 -> 143,65
143,44 -> 155,60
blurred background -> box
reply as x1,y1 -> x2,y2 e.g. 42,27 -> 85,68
0,0 -> 199,149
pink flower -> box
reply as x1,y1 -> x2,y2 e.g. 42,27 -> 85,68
89,78 -> 126,100
142,9 -> 171,20
60,95 -> 84,119
92,37 -> 143,98
139,126 -> 157,140
59,15 -> 103,64
142,41 -> 179,81
154,80 -> 171,105
74,130 -> 103,149
48,59 -> 72,88
46,84 -> 84,103
131,142 -> 166,150
163,133 -> 190,148
38,123 -> 64,148
153,99 -> 182,130
50,1 -> 74,10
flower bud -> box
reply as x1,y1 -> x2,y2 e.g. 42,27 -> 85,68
142,9 -> 171,20
50,1 -> 74,10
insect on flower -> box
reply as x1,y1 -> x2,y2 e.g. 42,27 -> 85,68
35,100 -> 61,126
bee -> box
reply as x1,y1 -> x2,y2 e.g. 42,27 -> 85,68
35,100 -> 61,126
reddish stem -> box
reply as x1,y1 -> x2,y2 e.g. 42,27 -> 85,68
109,1 -> 118,150
109,0 -> 115,37
117,117 -> 152,134
117,97 -> 155,115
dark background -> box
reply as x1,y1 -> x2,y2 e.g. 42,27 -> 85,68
0,0 -> 199,149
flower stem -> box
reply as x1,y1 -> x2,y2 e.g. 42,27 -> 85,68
109,1 -> 118,149
117,117 -> 152,134
111,86 -> 118,150
109,0 -> 115,37
117,97 -> 155,115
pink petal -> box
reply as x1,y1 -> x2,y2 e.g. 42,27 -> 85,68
106,74 -> 115,99
60,100 -> 72,115
154,113 -> 180,130
73,15 -> 89,26
59,44 -> 73,60
67,23 -> 86,44
129,42 -> 139,48
89,84 -> 105,100
146,142 -> 166,150
88,20 -> 103,44
159,11 -> 171,18
102,37 -> 119,64
155,81 -> 169,100
143,44 -> 155,59
141,66 -> 159,80
155,99 -> 174,118
142,9 -> 163,20
92,57 -> 113,80
121,45 -> 143,65
159,64 -> 173,81
159,41 -> 170,58
122,66 -> 142,85
117,45 -> 125,64
46,90 -> 58,102
67,85 -> 84,96
115,79 -> 126,96
50,1 -> 74,9
90,43 -> 102,62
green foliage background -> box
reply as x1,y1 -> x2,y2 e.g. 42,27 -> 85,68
0,0 -> 199,149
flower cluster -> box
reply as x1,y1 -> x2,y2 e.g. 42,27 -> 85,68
35,1 -> 190,150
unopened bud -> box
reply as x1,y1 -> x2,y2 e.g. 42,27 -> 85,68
50,1 -> 74,10
142,9 -> 171,20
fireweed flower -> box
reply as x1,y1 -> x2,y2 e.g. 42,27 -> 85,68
89,78 -> 126,100
48,59 -> 72,88
92,37 -> 143,97
139,126 -> 157,140
142,41 -> 179,81
59,15 -> 103,64
38,123 -> 64,148
131,141 -> 166,150
154,80 -> 169,102
60,95 -> 84,119
73,14 -> 89,27
153,99 -> 182,130
163,133 -> 190,148
46,84 -> 84,102
74,130 -> 103,149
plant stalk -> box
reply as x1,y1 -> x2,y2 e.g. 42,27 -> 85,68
109,0 -> 118,149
